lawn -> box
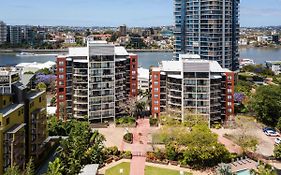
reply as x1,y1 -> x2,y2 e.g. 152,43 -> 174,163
105,162 -> 192,175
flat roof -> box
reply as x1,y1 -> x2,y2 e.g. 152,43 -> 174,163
26,90 -> 45,100
138,67 -> 149,79
67,42 -> 129,58
0,103 -> 24,117
79,164 -> 99,175
6,123 -> 26,134
168,74 -> 182,79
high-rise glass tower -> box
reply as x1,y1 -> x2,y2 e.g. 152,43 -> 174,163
174,0 -> 240,71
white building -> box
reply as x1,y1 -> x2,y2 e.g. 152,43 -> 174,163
16,61 -> 56,74
266,61 -> 281,75
64,35 -> 76,44
138,67 -> 149,92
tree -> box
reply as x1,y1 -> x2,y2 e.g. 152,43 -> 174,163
251,163 -> 277,175
274,143 -> 281,159
165,142 -> 179,161
55,122 -> 105,174
250,85 -> 281,126
216,163 -> 232,175
36,68 -> 52,75
36,82 -> 47,90
4,166 -> 20,175
46,158 -> 64,175
119,97 -> 138,117
25,158 -> 35,175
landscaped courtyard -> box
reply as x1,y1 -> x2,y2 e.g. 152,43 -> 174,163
105,162 -> 192,175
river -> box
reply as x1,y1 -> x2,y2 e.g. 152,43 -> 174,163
0,48 -> 281,69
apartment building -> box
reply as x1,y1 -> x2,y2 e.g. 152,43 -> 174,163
150,54 -> 235,126
7,26 -> 22,45
0,21 -> 7,44
0,68 -> 48,174
56,41 -> 138,122
174,0 -> 240,71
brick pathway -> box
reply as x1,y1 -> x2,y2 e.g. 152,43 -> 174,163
129,119 -> 150,175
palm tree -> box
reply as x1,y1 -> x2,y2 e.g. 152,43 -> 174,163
216,163 -> 232,175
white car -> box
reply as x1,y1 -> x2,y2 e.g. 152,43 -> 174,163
275,138 -> 281,145
265,130 -> 279,137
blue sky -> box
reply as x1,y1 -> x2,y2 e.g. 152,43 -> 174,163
0,0 -> 281,27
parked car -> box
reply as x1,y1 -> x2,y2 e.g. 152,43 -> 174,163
275,138 -> 281,145
264,129 -> 279,137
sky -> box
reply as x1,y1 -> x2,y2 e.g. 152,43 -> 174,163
0,0 -> 281,27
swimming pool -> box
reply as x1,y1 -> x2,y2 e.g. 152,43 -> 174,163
236,169 -> 251,175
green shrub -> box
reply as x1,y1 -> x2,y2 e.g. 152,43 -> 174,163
123,133 -> 133,143
150,118 -> 158,126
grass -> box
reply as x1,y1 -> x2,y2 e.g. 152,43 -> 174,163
105,162 -> 192,175
105,162 -> 130,175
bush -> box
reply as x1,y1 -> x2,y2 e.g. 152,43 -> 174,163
123,133 -> 133,144
150,118 -> 158,126
116,116 -> 136,126
121,151 -> 132,159
274,144 -> 281,160
105,146 -> 120,157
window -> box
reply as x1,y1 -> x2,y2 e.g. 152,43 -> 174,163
154,94 -> 159,98
228,76 -> 232,81
154,107 -> 159,111
39,97 -> 42,103
30,102 -> 34,108
154,100 -> 159,105
227,95 -> 232,100
228,109 -> 232,113
59,95 -> 64,100
59,75 -> 64,79
154,88 -> 159,92
18,111 -> 21,116
59,61 -> 64,66
227,89 -> 232,93
3,100 -> 6,106
153,74 -> 158,79
59,68 -> 64,73
59,81 -> 64,86
154,81 -> 159,85
227,102 -> 232,106
6,118 -> 10,125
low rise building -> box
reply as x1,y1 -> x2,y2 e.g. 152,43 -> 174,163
138,67 -> 149,92
16,61 -> 56,74
149,54 -> 235,126
266,61 -> 281,75
0,68 -> 48,174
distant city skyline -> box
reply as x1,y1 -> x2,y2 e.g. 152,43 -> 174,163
0,0 -> 281,27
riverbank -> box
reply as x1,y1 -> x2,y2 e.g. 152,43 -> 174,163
0,48 -> 173,53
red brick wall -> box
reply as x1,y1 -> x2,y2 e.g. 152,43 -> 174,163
225,72 -> 235,119
129,54 -> 138,97
56,57 -> 67,120
150,70 -> 161,117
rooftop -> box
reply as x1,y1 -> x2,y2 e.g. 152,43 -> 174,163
26,90 -> 45,100
138,67 -> 149,79
79,164 -> 99,175
16,61 -> 56,69
0,103 -> 24,117
5,123 -> 26,134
